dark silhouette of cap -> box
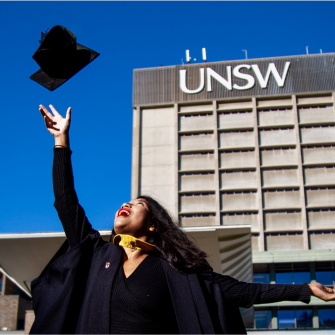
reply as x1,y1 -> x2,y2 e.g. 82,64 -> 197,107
30,25 -> 100,91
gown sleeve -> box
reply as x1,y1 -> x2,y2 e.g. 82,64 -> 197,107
214,273 -> 311,308
53,148 -> 93,247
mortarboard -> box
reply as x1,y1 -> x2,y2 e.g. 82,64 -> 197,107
30,25 -> 100,91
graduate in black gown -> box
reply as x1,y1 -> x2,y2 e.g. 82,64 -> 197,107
30,104 -> 335,334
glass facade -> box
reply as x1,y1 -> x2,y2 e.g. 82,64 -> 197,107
319,309 -> 335,328
316,262 -> 335,286
275,263 -> 311,284
255,310 -> 272,329
253,262 -> 335,330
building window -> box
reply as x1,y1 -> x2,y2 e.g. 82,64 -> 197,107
319,309 -> 335,328
255,310 -> 272,329
315,262 -> 335,287
278,310 -> 295,329
275,263 -> 311,284
253,264 -> 270,284
278,309 -> 313,329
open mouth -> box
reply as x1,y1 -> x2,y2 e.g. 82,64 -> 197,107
117,208 -> 131,217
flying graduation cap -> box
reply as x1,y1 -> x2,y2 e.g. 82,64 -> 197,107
30,25 -> 100,91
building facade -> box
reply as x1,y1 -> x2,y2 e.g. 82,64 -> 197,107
132,53 -> 335,330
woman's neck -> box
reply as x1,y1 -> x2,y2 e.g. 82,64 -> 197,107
122,247 -> 148,261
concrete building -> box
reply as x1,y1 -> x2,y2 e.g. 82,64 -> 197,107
132,53 -> 335,330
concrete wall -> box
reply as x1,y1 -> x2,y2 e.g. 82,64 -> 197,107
179,194 -> 216,213
257,97 -> 293,108
262,169 -> 299,188
219,131 -> 255,149
302,146 -> 335,164
24,311 -> 34,335
252,234 -> 261,252
259,128 -> 296,147
305,188 -> 335,207
0,295 -> 19,330
221,192 -> 258,211
179,153 -> 215,171
265,234 -> 304,251
218,112 -> 253,129
139,107 -> 176,214
260,149 -> 298,167
179,133 -> 215,151
179,173 -> 215,192
180,215 -> 217,227
221,213 -> 259,231
263,190 -> 300,209
307,210 -> 335,230
298,106 -> 334,124
179,104 -> 213,114
300,126 -> 335,144
304,167 -> 335,186
220,171 -> 257,190
220,150 -> 256,169
179,114 -> 213,132
309,233 -> 335,250
264,212 -> 303,232
258,109 -> 294,127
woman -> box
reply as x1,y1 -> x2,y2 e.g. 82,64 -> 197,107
31,104 -> 335,334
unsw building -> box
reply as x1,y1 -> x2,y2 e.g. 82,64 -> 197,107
131,53 -> 335,331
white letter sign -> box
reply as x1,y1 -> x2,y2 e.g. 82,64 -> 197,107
180,68 -> 205,94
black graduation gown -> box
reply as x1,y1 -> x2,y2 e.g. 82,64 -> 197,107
30,229 -> 246,334
30,229 -> 311,334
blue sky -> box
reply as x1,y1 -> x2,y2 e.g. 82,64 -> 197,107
1,1 -> 335,233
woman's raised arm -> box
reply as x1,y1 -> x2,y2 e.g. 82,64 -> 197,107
39,104 -> 93,247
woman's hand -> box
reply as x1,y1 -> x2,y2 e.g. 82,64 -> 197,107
39,104 -> 71,147
309,282 -> 335,301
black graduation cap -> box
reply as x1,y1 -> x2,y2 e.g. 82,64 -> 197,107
30,25 -> 100,91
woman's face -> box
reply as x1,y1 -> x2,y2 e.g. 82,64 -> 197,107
114,198 -> 153,240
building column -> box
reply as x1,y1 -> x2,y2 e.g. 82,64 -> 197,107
1,274 -> 6,295
270,263 -> 276,284
252,97 -> 264,251
310,262 -> 316,283
213,100 -> 221,225
313,306 -> 319,328
292,95 -> 309,250
131,107 -> 141,199
174,103 -> 179,217
272,308 -> 278,329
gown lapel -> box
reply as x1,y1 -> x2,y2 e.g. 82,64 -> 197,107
162,260 -> 204,334
76,243 -> 123,334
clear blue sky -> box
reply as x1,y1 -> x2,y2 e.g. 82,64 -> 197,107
1,1 -> 334,233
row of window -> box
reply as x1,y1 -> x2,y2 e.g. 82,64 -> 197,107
301,125 -> 334,129
180,172 -> 214,176
220,110 -> 252,114
252,230 -> 335,237
180,193 -> 214,197
179,113 -> 212,118
180,214 -> 215,218
253,262 -> 335,286
254,308 -> 335,329
299,105 -> 332,109
221,170 -> 255,173
258,108 -> 292,112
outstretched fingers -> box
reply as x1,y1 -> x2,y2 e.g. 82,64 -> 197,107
66,107 -> 71,121
39,104 -> 54,119
49,104 -> 61,117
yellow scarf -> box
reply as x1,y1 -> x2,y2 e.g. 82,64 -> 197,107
113,234 -> 156,252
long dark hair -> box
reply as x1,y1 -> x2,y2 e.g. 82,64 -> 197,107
137,195 -> 212,274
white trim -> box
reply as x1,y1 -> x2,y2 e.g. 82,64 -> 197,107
0,226 -> 251,239
0,230 -> 113,239
0,267 -> 31,298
